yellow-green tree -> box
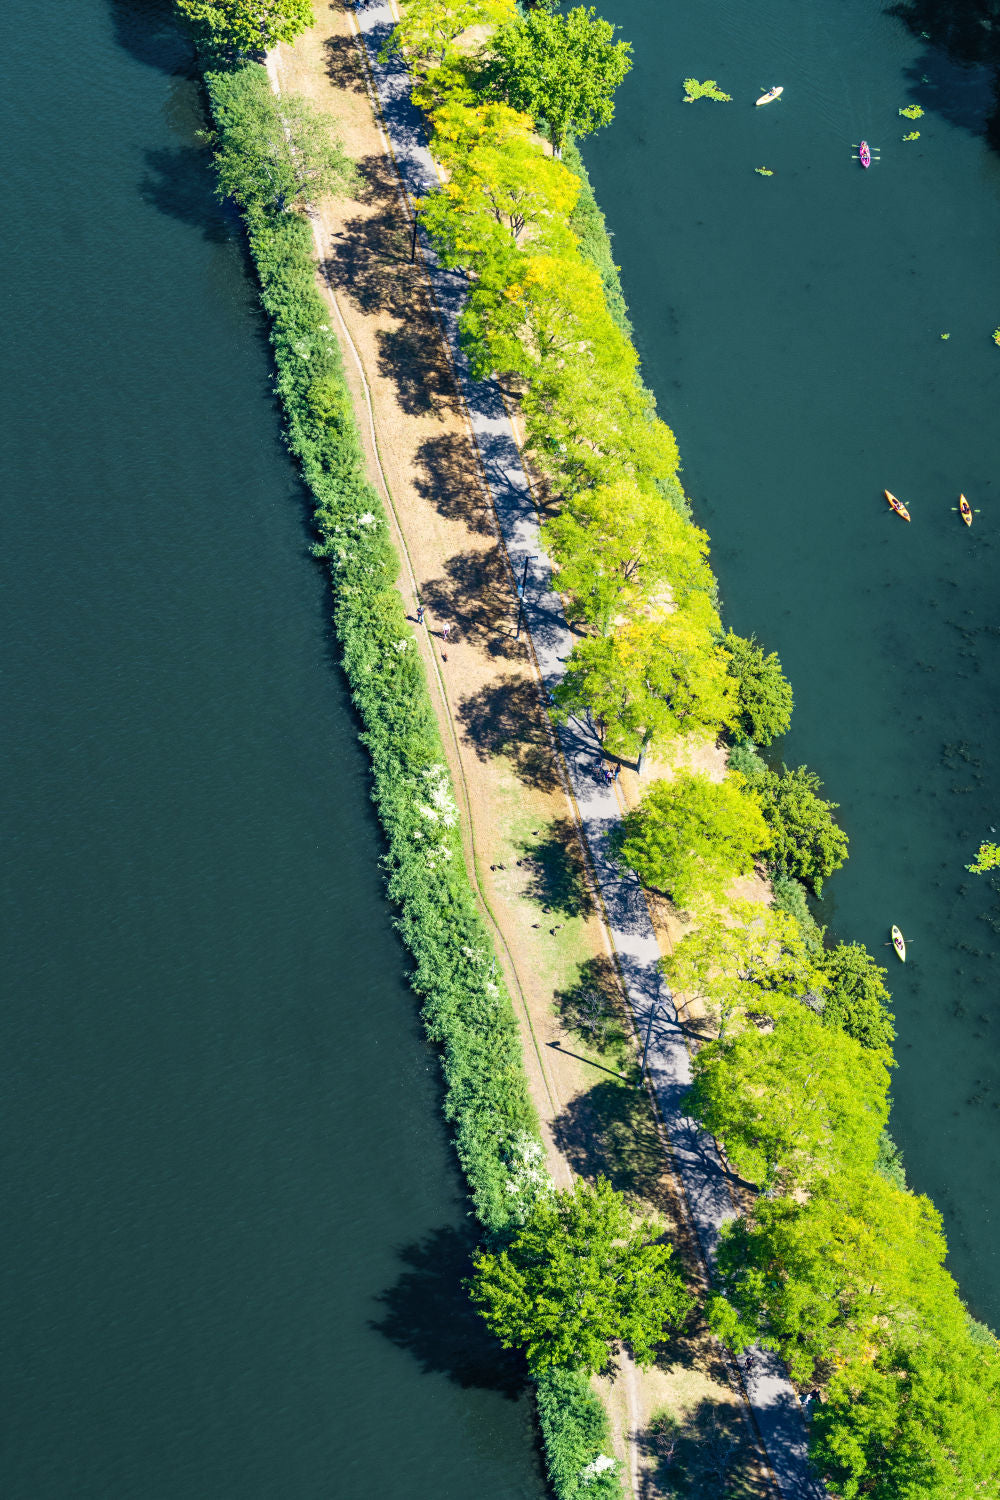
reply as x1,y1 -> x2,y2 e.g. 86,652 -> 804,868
613,771 -> 770,910
552,598 -> 735,760
689,1007 -> 890,1191
383,0 -> 516,71
660,899 -> 822,1040
710,1168 -> 957,1376
419,105 -> 580,272
542,476 -> 712,631
523,355 -> 679,499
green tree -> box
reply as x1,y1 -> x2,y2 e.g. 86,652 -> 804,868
489,5 -> 632,156
542,477 -> 712,633
660,899 -> 822,1040
614,772 -> 770,910
552,599 -> 736,761
723,630 -> 793,745
821,941 -> 896,1057
177,0 -> 313,52
748,762 -> 849,894
710,1168 -> 955,1378
206,66 -> 356,213
471,1176 -> 692,1372
812,1328 -> 1000,1500
688,1007 -> 889,1190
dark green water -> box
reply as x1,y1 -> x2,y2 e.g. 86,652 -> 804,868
0,3 -> 545,1495
584,0 -> 1000,1325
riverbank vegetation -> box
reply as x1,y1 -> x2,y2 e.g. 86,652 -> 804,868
181,17 -> 629,1495
183,0 -> 1000,1490
384,1 -> 1000,1493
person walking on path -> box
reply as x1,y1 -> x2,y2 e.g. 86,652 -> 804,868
416,602 -> 424,626
441,621 -> 451,644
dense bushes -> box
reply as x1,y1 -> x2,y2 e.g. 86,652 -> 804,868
188,46 -> 621,1496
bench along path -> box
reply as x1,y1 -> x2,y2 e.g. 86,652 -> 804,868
348,5 -> 825,1494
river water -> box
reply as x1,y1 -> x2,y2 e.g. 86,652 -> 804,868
0,2 -> 545,1495
583,0 -> 1000,1325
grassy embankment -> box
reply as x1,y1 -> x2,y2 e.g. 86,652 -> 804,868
192,51 -> 622,1499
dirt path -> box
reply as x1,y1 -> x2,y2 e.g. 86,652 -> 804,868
268,10 -> 775,1494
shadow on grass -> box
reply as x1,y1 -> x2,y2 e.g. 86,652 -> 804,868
422,549 -> 527,660
323,26 -> 369,95
370,1226 -> 529,1398
457,675 -> 560,791
637,1398 -> 767,1500
517,819 -> 594,920
553,1077 -> 684,1224
554,955 -> 627,1055
414,431 -> 496,537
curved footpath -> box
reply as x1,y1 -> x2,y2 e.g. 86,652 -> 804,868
347,4 -> 826,1495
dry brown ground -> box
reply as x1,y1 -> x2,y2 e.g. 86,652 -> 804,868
269,12 -> 775,1495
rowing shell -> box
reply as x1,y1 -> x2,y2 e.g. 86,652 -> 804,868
891,925 -> 906,962
884,489 -> 911,521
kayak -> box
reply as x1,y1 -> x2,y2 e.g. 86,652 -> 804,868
884,489 -> 911,521
860,140 -> 872,168
959,493 -> 973,527
891,925 -> 906,963
756,86 -> 784,106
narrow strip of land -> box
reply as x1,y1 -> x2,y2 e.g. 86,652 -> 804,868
346,5 -> 825,1496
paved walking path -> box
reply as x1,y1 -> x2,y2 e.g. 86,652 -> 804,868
348,7 -> 825,1494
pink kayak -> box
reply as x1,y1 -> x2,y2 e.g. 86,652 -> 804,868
860,140 -> 872,168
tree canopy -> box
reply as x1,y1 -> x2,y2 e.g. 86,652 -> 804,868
688,1007 -> 889,1191
177,0 -> 313,52
614,771 -> 770,910
660,899 -> 822,1040
488,5 -> 632,155
552,602 -> 736,760
206,66 -> 356,214
383,0 -> 516,70
742,761 -> 849,894
821,941 -> 896,1057
723,630 -> 793,745
542,477 -> 712,633
471,1176 -> 692,1373
419,104 -> 580,273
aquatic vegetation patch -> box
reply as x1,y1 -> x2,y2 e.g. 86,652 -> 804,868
899,103 -> 924,119
682,77 -> 732,102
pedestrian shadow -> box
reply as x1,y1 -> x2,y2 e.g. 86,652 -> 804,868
516,819 -> 594,920
370,1226 -> 529,1398
456,675 -> 560,792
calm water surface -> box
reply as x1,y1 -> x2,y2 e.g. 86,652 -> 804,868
584,0 -> 1000,1324
0,2 -> 545,1495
